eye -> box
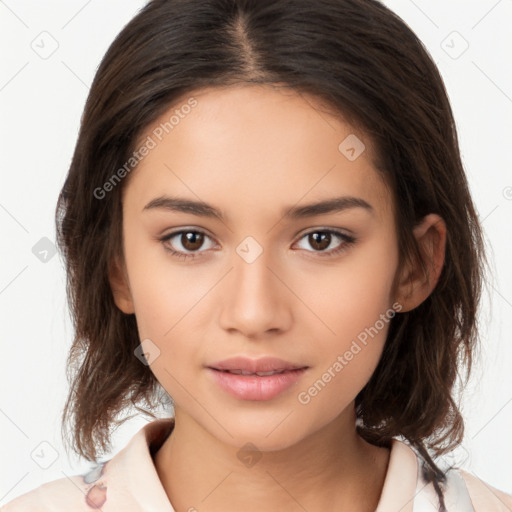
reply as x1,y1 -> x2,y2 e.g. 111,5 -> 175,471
160,228 -> 356,261
160,229 -> 216,260
294,229 -> 356,257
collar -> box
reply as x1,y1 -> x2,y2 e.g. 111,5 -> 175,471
106,417 -> 425,511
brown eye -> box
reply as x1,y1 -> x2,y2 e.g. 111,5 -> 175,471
308,232 -> 331,251
295,229 -> 356,257
180,231 -> 205,251
160,229 -> 216,259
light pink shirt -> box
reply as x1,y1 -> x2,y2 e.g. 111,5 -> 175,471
2,418 -> 511,511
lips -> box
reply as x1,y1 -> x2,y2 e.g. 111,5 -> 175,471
206,356 -> 310,400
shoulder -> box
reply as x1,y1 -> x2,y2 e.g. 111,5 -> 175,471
385,438 -> 512,512
459,469 -> 512,512
1,418 -> 176,512
413,462 -> 512,512
0,463 -> 108,512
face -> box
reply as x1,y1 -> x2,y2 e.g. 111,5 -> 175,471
112,84 -> 405,451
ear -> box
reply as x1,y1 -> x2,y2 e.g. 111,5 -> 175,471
394,213 -> 446,313
108,255 -> 135,314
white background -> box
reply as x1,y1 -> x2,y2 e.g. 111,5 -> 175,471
1,0 -> 511,505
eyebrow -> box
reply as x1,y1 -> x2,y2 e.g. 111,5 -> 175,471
142,195 -> 374,220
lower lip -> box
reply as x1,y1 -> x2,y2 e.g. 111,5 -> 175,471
207,368 -> 308,401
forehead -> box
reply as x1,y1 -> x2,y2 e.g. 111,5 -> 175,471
124,84 -> 393,223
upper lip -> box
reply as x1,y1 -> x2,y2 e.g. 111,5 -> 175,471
207,356 -> 308,373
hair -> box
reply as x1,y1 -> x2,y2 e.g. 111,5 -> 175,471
55,0 -> 488,509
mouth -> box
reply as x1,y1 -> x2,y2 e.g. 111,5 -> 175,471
207,355 -> 308,374
211,368 -> 304,377
205,358 -> 309,401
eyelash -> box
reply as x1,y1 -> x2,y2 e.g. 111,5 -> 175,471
159,228 -> 356,261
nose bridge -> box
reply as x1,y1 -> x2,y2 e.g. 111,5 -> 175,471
219,237 -> 291,335
235,245 -> 275,296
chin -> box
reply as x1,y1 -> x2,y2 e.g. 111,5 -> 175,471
207,414 -> 312,452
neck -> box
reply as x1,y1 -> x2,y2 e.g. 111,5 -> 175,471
153,404 -> 390,512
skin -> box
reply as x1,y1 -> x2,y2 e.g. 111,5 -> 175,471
109,84 -> 446,512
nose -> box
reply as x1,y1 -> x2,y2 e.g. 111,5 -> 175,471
218,246 -> 293,339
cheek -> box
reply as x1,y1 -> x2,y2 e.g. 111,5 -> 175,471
292,238 -> 398,398
123,248 -> 223,405
296,238 -> 398,342
123,227 -> 214,338
294,284 -> 394,424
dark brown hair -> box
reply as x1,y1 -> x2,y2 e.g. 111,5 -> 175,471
55,1 -> 488,509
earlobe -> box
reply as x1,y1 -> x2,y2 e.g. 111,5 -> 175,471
394,213 -> 447,313
108,256 -> 135,314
